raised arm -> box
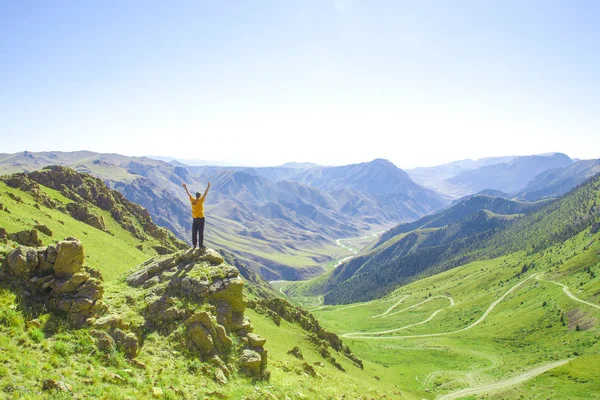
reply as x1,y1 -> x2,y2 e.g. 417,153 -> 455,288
182,183 -> 192,198
201,182 -> 211,200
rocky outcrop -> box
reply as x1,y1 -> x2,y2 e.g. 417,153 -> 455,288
1,167 -> 187,252
7,229 -> 42,247
66,203 -> 107,231
0,238 -> 108,326
126,248 -> 269,379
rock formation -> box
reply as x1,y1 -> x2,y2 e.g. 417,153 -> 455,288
126,248 -> 269,379
0,237 -> 108,326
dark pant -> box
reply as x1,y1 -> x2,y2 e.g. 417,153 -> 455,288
192,217 -> 205,247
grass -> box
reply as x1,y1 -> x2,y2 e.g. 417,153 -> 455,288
0,182 -> 162,281
310,229 -> 600,399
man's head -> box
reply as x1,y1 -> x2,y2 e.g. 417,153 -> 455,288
196,192 -> 201,199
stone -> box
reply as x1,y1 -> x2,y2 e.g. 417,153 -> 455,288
591,222 -> 600,235
239,349 -> 262,376
214,368 -> 228,385
246,333 -> 266,348
185,311 -> 213,328
152,387 -> 164,398
35,224 -> 53,237
142,276 -> 160,288
213,324 -> 232,351
3,246 -> 39,276
287,346 -> 304,360
93,314 -> 126,330
46,244 -> 58,263
0,227 -> 6,238
110,328 -> 139,359
9,229 -> 42,247
302,362 -> 318,378
53,238 -> 84,275
91,329 -> 116,353
187,324 -> 214,353
203,249 -> 225,265
42,379 -> 72,393
53,273 -> 89,294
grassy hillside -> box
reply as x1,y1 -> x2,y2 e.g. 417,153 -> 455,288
313,174 -> 600,304
311,227 -> 600,399
0,170 -> 401,399
0,181 -> 161,280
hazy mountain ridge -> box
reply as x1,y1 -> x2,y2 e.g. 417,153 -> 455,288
408,153 -> 574,198
0,152 -> 447,281
515,159 -> 600,201
315,172 -> 600,303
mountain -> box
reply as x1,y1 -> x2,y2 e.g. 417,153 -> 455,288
0,152 -> 448,281
312,194 -> 547,303
407,153 -> 573,198
307,169 -> 600,304
446,153 -> 573,196
407,155 -> 518,196
515,159 -> 600,201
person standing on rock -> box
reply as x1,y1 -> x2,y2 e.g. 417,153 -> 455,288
182,182 -> 210,250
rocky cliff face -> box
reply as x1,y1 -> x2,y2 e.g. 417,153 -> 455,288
126,248 -> 269,380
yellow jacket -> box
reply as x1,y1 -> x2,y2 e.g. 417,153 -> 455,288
189,196 -> 205,218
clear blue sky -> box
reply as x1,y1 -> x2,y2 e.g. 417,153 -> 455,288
1,0 -> 598,168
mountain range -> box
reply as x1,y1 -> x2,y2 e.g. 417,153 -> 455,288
0,152 -> 447,280
1,150 -> 598,283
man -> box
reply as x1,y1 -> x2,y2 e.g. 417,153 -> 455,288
182,182 -> 210,250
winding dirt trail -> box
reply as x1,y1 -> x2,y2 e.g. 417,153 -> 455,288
437,359 -> 570,400
371,295 -> 409,318
382,295 -> 455,318
536,275 -> 600,310
341,273 -> 540,339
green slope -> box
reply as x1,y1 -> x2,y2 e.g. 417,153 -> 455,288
320,174 -> 600,304
312,228 -> 600,399
0,168 -> 397,399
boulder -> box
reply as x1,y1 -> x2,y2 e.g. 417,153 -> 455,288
0,227 -> 6,238
239,349 -> 262,376
46,244 -> 58,263
247,333 -> 266,348
213,325 -> 232,351
214,368 -> 228,385
287,346 -> 304,360
93,314 -> 126,330
53,238 -> 84,275
110,328 -> 139,359
8,229 -> 42,247
91,329 -> 116,353
591,222 -> 600,235
34,224 -> 53,237
185,311 -> 212,328
187,324 -> 214,353
203,249 -> 225,265
3,246 -> 39,276
302,362 -> 318,378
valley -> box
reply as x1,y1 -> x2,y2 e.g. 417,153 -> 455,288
1,156 -> 599,399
